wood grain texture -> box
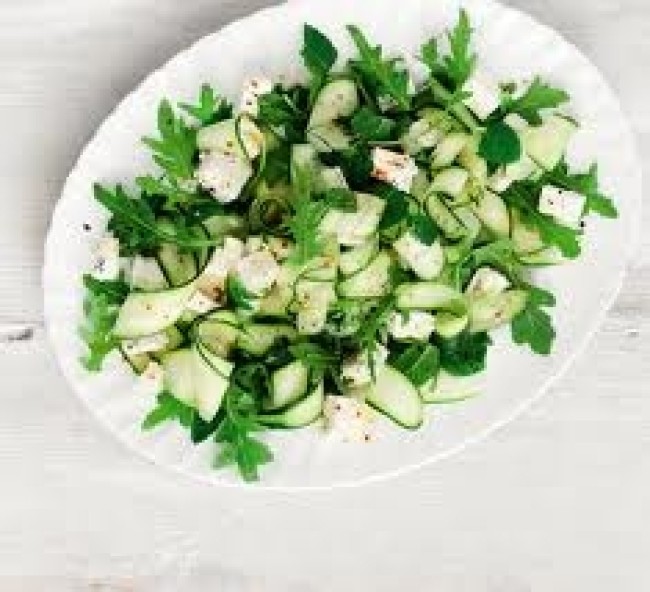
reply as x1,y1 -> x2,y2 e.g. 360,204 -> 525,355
0,0 -> 648,590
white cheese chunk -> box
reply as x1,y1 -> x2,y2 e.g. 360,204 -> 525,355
466,267 -> 510,297
394,233 -> 444,280
196,237 -> 245,301
195,151 -> 253,203
121,332 -> 169,356
463,70 -> 501,121
323,395 -> 374,443
90,235 -> 120,281
235,250 -> 281,296
371,148 -> 419,192
388,311 -> 437,341
341,344 -> 389,388
239,76 -> 274,117
538,185 -> 586,228
186,290 -> 219,314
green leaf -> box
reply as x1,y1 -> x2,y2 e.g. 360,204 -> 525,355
502,77 -> 569,125
443,9 -> 477,87
143,99 -> 197,180
502,182 -> 581,259
142,393 -> 194,430
226,275 -> 256,311
179,84 -> 233,126
346,25 -> 410,111
437,331 -> 491,377
511,290 -> 556,355
79,275 -> 129,372
478,121 -> 522,165
374,184 -> 410,230
408,211 -> 439,245
393,342 -> 440,388
289,342 -> 338,379
94,184 -> 217,251
302,25 -> 338,100
543,160 -> 618,219
257,89 -> 308,143
420,38 -> 441,74
136,174 -> 196,209
350,107 -> 396,141
461,239 -> 523,286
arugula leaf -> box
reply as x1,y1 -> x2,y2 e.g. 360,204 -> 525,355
393,342 -> 440,388
301,25 -> 338,100
478,120 -> 522,166
136,174 -> 196,209
460,239 -> 523,287
143,99 -> 196,180
179,84 -> 233,126
190,410 -> 225,443
79,275 -> 129,372
289,342 -> 338,380
347,25 -> 410,111
257,88 -> 308,143
443,9 -> 477,87
214,385 -> 273,482
322,188 -> 357,211
226,275 -> 256,311
502,182 -> 581,259
94,184 -> 217,251
502,77 -> 569,125
350,107 -> 396,141
142,392 -> 194,430
511,287 -> 556,355
352,293 -> 395,357
408,211 -> 439,245
543,160 -> 618,218
437,331 -> 491,376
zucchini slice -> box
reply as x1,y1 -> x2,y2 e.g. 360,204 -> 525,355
113,282 -> 195,339
338,251 -> 392,299
339,240 -> 378,277
521,114 -> 577,171
237,324 -> 298,356
468,289 -> 528,333
396,282 -> 465,313
420,370 -> 481,404
258,382 -> 325,428
425,191 -> 466,240
267,360 -> 310,411
472,190 -> 510,237
309,79 -> 359,127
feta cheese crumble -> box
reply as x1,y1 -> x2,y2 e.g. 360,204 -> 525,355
195,151 -> 253,203
341,344 -> 389,388
239,76 -> 274,117
90,235 -> 120,281
538,185 -> 586,228
371,148 -> 419,192
388,311 -> 436,341
323,395 -> 374,443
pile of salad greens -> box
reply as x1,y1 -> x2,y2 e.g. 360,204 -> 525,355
80,10 -> 617,481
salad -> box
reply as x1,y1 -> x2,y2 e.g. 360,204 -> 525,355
80,10 -> 617,481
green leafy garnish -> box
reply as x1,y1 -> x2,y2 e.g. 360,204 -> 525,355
478,120 -> 522,165
226,275 -> 256,311
301,25 -> 338,101
347,25 -> 410,111
393,342 -> 440,388
408,211 -> 439,245
544,160 -> 618,218
443,9 -> 477,87
322,188 -> 357,211
502,182 -> 581,259
142,392 -> 194,430
289,342 -> 338,380
502,77 -> 569,125
511,287 -> 556,355
143,99 -> 196,180
79,275 -> 129,371
94,184 -> 217,251
136,174 -> 195,209
214,386 -> 273,482
350,106 -> 396,141
437,331 -> 491,377
258,88 -> 308,143
179,84 -> 232,126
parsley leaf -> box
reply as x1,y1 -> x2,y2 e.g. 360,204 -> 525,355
443,9 -> 477,87
350,107 -> 396,141
143,99 -> 196,180
502,182 -> 581,259
420,38 -> 442,76
179,84 -> 233,126
543,160 -> 618,218
408,211 -> 439,245
511,287 -> 556,355
322,188 -> 357,211
257,88 -> 308,143
374,184 -> 410,231
301,25 -> 338,101
437,331 -> 491,377
502,77 -> 569,125
142,392 -> 194,430
226,275 -> 256,311
214,386 -> 273,482
79,275 -> 129,372
347,25 -> 410,111
478,120 -> 522,165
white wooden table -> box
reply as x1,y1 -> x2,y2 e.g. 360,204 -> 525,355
1,1 -> 648,590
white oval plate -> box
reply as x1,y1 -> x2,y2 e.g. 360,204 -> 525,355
44,0 -> 641,489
